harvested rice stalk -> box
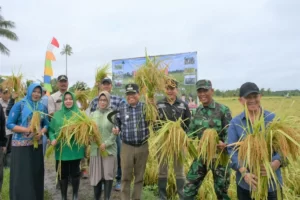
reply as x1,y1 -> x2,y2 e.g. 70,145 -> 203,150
236,108 -> 280,200
267,116 -> 300,161
197,129 -> 219,168
75,90 -> 89,111
1,72 -> 25,101
89,64 -> 111,99
61,111 -> 108,156
134,53 -> 169,122
30,111 -> 41,149
151,118 -> 189,166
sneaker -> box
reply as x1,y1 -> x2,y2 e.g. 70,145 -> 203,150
115,181 -> 121,191
82,170 -> 88,179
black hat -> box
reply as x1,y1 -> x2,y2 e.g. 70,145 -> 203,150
57,75 -> 68,81
101,77 -> 112,84
125,83 -> 139,94
239,82 -> 260,97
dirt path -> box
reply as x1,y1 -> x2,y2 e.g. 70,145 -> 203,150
44,158 -> 121,200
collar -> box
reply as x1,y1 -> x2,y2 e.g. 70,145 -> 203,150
201,99 -> 215,109
163,96 -> 181,105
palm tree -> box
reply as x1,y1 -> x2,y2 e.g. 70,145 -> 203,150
60,44 -> 73,76
0,7 -> 18,56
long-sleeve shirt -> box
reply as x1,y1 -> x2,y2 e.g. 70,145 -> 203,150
116,101 -> 149,145
0,104 -> 7,147
227,110 -> 282,191
90,108 -> 117,156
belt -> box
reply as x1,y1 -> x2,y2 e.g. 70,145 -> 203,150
123,140 -> 148,147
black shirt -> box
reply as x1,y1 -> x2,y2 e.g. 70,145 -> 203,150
0,104 -> 7,147
156,97 -> 191,131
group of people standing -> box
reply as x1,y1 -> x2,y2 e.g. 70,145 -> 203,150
0,74 -> 283,200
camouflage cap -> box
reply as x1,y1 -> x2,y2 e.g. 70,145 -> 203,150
196,79 -> 212,90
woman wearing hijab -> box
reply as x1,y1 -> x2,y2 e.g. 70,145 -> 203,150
6,83 -> 49,200
89,91 -> 119,200
49,91 -> 85,200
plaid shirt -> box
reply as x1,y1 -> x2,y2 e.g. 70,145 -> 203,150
90,94 -> 123,112
116,101 -> 149,145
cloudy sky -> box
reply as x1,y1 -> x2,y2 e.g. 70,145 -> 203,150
1,0 -> 299,90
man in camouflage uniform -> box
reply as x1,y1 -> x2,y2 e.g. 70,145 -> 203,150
184,79 -> 232,200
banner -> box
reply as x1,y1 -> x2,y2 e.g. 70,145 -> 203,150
112,52 -> 198,107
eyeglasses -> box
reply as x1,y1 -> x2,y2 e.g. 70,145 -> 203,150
99,99 -> 108,102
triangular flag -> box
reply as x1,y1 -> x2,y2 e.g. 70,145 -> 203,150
46,51 -> 56,61
51,37 -> 59,48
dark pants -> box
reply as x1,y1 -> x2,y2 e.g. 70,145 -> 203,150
237,186 -> 279,200
116,135 -> 122,181
56,159 -> 81,180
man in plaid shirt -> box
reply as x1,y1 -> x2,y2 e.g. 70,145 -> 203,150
116,83 -> 150,200
88,77 -> 124,190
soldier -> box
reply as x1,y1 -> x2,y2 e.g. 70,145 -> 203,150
184,79 -> 232,200
156,79 -> 191,200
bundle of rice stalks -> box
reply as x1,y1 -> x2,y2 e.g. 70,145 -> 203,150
61,111 -> 108,156
235,109 -> 280,199
75,90 -> 89,111
134,53 -> 169,122
266,116 -> 300,161
144,136 -> 158,185
197,170 -> 218,200
151,118 -> 190,166
30,111 -> 41,149
1,72 -> 24,100
89,64 -> 111,98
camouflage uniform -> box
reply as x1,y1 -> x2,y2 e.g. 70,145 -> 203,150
184,80 -> 232,200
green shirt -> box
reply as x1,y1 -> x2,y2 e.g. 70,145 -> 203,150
189,100 -> 232,142
90,108 -> 117,157
49,91 -> 85,161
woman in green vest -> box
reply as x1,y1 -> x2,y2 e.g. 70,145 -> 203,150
49,91 -> 85,200
89,91 -> 119,200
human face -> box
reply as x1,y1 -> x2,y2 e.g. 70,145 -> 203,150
239,93 -> 261,113
197,88 -> 214,106
166,87 -> 178,101
57,80 -> 68,92
31,87 -> 42,102
100,82 -> 112,93
2,90 -> 10,101
126,92 -> 140,106
64,94 -> 74,109
98,95 -> 108,109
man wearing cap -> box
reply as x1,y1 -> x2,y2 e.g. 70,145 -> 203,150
184,79 -> 232,200
88,77 -> 124,189
48,75 -> 69,115
116,83 -> 150,200
227,82 -> 282,200
156,79 -> 191,200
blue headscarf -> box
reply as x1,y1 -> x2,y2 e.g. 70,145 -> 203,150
21,83 -> 44,125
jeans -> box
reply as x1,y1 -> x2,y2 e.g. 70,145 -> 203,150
116,135 -> 122,181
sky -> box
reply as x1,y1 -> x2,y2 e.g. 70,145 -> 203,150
1,0 -> 299,91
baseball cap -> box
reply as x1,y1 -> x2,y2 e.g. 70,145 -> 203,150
101,77 -> 112,84
239,82 -> 260,97
125,83 -> 139,94
196,79 -> 212,90
57,75 -> 68,81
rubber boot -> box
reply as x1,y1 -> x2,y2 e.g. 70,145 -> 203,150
158,178 -> 168,200
72,177 -> 80,200
104,180 -> 113,200
176,178 -> 185,200
94,180 -> 103,200
59,179 -> 68,200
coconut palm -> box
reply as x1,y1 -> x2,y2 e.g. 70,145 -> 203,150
60,44 -> 73,76
0,7 -> 18,56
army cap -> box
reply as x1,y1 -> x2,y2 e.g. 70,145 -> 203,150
57,75 -> 68,81
125,83 -> 139,94
196,79 -> 212,90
